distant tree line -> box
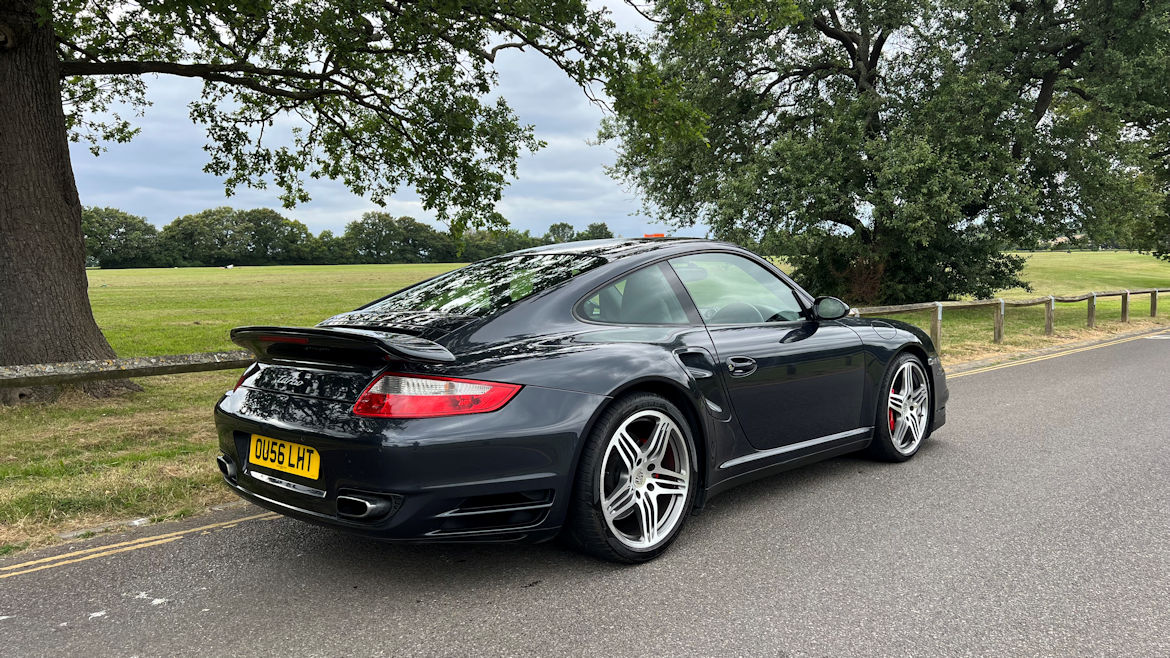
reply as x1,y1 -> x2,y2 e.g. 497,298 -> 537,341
81,207 -> 615,268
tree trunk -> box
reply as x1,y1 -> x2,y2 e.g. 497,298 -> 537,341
0,2 -> 135,402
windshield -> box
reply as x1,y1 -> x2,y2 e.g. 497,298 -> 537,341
364,253 -> 606,317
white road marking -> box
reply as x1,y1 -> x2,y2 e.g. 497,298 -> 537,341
88,611 -> 107,620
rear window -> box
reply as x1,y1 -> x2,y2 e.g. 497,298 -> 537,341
365,253 -> 605,317
578,264 -> 691,325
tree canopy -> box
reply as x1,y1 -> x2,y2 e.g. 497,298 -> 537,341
0,0 -> 644,382
604,0 -> 1170,303
81,206 -> 611,268
576,221 -> 615,240
52,0 -> 641,233
544,222 -> 578,243
80,207 -> 160,268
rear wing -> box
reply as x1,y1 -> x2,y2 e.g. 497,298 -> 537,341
231,326 -> 456,365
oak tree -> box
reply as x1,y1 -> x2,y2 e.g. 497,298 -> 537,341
604,0 -> 1170,303
0,0 -> 637,396
576,221 -> 614,240
81,206 -> 160,268
544,221 -> 577,242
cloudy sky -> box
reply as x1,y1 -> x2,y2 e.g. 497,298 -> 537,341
69,5 -> 703,240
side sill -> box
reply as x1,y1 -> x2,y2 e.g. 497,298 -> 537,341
719,427 -> 872,469
703,436 -> 871,502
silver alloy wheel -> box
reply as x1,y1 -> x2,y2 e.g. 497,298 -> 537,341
887,360 -> 930,455
599,409 -> 691,550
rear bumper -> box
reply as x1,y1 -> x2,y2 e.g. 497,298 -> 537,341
929,356 -> 949,432
214,384 -> 608,542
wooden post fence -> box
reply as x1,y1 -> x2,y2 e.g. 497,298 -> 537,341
0,352 -> 252,389
993,299 -> 1005,344
2,287 -> 1168,394
930,302 -> 942,349
851,287 -> 1170,349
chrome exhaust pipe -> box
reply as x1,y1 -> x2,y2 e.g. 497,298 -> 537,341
216,455 -> 237,480
336,494 -> 393,520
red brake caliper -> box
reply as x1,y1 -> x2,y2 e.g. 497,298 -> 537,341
888,387 -> 896,432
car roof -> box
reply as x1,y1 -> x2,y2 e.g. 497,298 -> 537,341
511,237 -> 724,260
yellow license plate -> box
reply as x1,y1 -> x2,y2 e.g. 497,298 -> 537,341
249,434 -> 320,480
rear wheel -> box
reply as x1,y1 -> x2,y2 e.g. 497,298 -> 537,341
867,353 -> 932,462
565,394 -> 697,563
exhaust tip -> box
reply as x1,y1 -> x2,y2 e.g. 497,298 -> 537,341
216,454 -> 237,481
336,494 -> 394,520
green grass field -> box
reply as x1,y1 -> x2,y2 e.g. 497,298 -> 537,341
873,251 -> 1170,361
1000,250 -> 1170,297
2,250 -> 1168,553
88,263 -> 463,356
86,251 -> 1170,360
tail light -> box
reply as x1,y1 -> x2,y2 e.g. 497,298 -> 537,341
353,373 -> 521,419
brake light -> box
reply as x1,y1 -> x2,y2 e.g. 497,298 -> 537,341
259,335 -> 309,344
353,373 -> 521,418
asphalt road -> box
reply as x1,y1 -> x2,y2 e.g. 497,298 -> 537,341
3,332 -> 1169,657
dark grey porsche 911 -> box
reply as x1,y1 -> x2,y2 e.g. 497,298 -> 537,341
214,238 -> 948,562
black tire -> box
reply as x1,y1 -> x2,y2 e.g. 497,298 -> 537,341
866,352 -> 932,462
564,393 -> 699,564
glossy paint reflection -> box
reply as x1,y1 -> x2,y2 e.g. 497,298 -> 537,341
213,239 -> 948,543
704,320 -> 866,450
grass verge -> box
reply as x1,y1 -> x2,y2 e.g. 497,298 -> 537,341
887,296 -> 1170,363
0,372 -> 238,552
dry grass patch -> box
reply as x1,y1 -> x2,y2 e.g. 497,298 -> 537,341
884,297 -> 1170,365
0,371 -> 236,551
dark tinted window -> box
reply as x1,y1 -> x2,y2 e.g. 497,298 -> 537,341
367,254 -> 604,317
579,264 -> 691,325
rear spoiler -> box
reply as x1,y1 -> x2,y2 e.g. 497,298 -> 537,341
231,326 -> 456,364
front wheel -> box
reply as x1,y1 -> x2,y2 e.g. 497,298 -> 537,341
867,353 -> 932,462
565,394 -> 698,563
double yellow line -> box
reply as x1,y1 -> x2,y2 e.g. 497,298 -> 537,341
0,511 -> 279,579
948,330 -> 1166,380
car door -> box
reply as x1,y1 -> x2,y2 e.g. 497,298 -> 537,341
668,252 -> 867,451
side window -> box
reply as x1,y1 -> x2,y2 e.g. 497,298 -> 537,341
669,253 -> 804,324
579,264 -> 691,325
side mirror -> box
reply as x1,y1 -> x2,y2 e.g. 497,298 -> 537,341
812,296 -> 850,321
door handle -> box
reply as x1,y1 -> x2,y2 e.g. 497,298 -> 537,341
726,356 -> 757,377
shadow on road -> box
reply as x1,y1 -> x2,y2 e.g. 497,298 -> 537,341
269,436 -> 954,588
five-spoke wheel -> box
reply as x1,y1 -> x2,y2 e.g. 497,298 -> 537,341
887,360 -> 930,455
566,394 -> 697,563
869,353 -> 932,461
599,409 -> 690,550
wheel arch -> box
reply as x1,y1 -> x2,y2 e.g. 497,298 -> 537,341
886,341 -> 936,437
897,342 -> 930,369
570,376 -> 710,507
